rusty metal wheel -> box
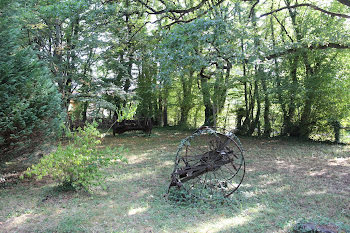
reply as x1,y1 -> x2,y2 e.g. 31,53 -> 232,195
169,127 -> 245,200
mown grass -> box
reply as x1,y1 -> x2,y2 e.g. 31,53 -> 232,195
0,128 -> 349,232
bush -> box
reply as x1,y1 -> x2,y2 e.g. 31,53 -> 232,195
24,122 -> 126,191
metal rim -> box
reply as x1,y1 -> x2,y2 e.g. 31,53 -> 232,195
169,127 -> 245,200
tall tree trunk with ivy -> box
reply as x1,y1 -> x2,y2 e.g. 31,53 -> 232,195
200,74 -> 214,126
179,70 -> 194,126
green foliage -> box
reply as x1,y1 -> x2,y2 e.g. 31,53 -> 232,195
2,0 -> 350,144
18,0 -> 109,112
70,102 -> 86,122
136,57 -> 159,119
118,104 -> 138,120
157,12 -> 242,126
24,122 -> 126,191
0,6 -> 62,158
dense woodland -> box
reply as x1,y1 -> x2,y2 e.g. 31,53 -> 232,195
1,0 -> 350,158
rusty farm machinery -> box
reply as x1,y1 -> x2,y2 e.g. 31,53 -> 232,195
168,126 -> 245,200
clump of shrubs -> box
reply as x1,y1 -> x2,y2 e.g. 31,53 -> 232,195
24,122 -> 125,191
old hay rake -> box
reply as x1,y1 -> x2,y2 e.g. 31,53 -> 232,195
168,126 -> 245,200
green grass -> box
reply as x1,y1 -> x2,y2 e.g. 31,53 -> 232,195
1,128 -> 349,232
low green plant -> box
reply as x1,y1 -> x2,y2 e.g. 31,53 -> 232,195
23,122 -> 126,191
292,217 -> 350,233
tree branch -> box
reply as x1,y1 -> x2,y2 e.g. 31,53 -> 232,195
162,0 -> 226,28
272,14 -> 294,42
134,0 -> 209,15
337,0 -> 350,7
249,0 -> 259,18
260,3 -> 350,19
266,43 -> 350,60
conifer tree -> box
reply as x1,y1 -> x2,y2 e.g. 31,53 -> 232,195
0,6 -> 62,159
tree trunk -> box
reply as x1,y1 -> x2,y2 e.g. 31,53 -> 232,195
298,52 -> 315,138
82,102 -> 88,123
163,88 -> 169,127
157,93 -> 163,126
261,74 -> 271,137
247,80 -> 260,136
200,75 -> 214,126
180,108 -> 190,126
332,121 -> 341,143
179,71 -> 194,126
283,55 -> 299,136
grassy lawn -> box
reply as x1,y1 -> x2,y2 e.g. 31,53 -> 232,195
0,128 -> 349,232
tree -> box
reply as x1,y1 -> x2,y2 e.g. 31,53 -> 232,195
158,11 -> 242,126
19,0 -> 108,112
0,3 -> 62,160
266,0 -> 350,138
